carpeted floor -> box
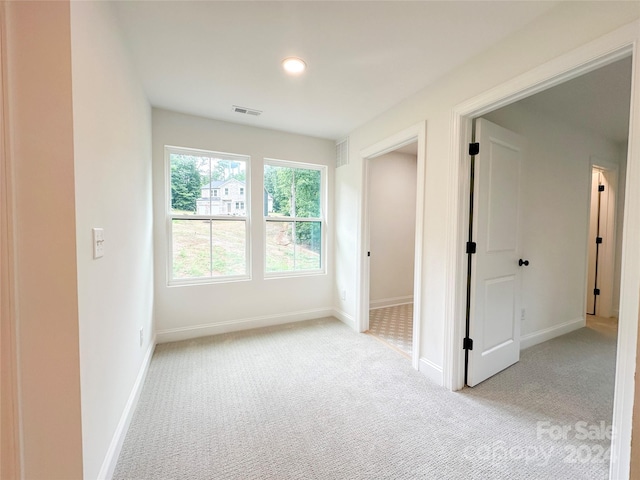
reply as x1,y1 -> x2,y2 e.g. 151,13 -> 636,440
368,304 -> 413,357
114,317 -> 616,479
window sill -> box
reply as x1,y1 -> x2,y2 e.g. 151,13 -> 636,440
264,269 -> 326,280
168,274 -> 251,287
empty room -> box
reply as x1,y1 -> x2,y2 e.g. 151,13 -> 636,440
2,2 -> 640,480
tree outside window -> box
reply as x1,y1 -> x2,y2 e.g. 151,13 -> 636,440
264,160 -> 325,274
168,147 -> 249,283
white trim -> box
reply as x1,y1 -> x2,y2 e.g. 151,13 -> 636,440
419,358 -> 444,386
97,336 -> 156,480
332,309 -> 356,330
358,121 -> 427,372
443,114 -> 473,392
369,295 -> 413,310
611,35 -> 640,480
169,273 -> 251,288
444,20 -> 640,480
263,157 -> 325,171
520,317 -> 586,350
263,269 -> 326,280
156,308 -> 334,343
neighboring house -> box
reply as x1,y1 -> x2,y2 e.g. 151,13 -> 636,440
196,178 -> 275,216
197,178 -> 246,215
264,188 -> 274,215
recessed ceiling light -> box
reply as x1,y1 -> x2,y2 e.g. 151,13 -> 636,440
282,57 -> 307,75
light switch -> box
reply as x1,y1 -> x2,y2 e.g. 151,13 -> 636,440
93,228 -> 104,259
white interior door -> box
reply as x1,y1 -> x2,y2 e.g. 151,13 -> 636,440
467,118 -> 526,387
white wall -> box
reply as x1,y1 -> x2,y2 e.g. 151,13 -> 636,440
70,2 -> 154,479
153,109 -> 335,340
4,2 -> 84,478
334,2 -> 640,375
368,152 -> 416,307
483,104 -> 622,339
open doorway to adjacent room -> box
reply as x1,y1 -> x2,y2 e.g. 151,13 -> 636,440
586,162 -> 621,321
464,56 -> 630,387
358,121 -> 426,370
456,54 -> 632,476
366,142 -> 418,359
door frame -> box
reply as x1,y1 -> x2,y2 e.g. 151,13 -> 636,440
585,159 -> 620,319
444,21 -> 640,479
0,2 -> 22,476
357,121 -> 427,371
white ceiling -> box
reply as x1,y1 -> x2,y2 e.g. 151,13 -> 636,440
517,56 -> 632,143
386,59 -> 632,159
112,1 -> 558,140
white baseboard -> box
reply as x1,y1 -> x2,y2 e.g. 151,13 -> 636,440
419,357 -> 444,386
520,317 -> 586,350
369,295 -> 413,310
156,308 -> 334,343
332,308 -> 356,330
97,335 -> 156,480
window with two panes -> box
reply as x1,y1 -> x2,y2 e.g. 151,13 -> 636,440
263,161 -> 324,274
168,147 -> 248,282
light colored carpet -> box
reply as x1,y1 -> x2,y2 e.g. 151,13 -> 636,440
114,317 -> 616,479
368,304 -> 413,356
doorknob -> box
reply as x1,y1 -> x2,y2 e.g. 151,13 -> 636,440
519,259 -> 530,267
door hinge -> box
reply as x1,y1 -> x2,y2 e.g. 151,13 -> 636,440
598,184 -> 605,192
463,337 -> 474,351
596,237 -> 603,244
594,288 -> 601,296
368,251 -> 371,257
469,142 -> 480,156
466,242 -> 477,254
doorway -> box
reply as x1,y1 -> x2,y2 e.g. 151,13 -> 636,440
586,163 -> 620,319
367,143 -> 417,359
448,42 -> 637,478
464,56 -> 630,387
358,121 -> 427,371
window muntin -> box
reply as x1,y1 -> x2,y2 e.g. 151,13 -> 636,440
167,146 -> 249,283
264,160 -> 325,275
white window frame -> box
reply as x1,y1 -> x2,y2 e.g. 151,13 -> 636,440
165,145 -> 251,285
263,158 -> 326,278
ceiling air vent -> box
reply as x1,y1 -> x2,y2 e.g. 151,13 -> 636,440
336,137 -> 349,168
232,105 -> 262,116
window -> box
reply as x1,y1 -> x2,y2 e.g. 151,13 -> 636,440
224,188 -> 229,196
264,159 -> 325,275
240,187 -> 245,195
167,146 -> 249,283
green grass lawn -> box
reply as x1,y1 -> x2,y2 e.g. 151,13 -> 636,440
172,219 -> 320,279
